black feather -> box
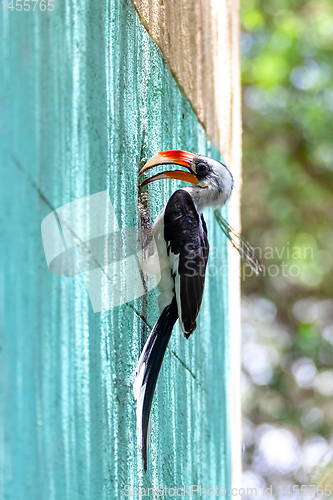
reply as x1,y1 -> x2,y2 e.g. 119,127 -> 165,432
135,297 -> 178,471
164,189 -> 209,337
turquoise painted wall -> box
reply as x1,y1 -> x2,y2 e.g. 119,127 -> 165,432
0,0 -> 231,497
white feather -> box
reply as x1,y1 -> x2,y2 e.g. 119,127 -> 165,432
175,271 -> 185,334
169,250 -> 186,336
133,326 -> 157,449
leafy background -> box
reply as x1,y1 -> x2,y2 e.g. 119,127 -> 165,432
240,0 -> 333,494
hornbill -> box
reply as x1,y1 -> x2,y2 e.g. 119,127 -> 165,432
133,150 -> 234,471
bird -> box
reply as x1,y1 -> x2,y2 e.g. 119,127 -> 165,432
133,150 -> 234,471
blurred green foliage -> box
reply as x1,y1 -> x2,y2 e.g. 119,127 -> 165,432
241,0 -> 333,487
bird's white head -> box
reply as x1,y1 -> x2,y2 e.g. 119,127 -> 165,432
138,150 -> 234,211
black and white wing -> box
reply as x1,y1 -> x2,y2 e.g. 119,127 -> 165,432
164,189 -> 209,338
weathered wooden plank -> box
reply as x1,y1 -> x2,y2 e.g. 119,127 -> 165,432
0,0 -> 233,497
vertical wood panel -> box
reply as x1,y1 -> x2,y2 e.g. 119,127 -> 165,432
0,0 -> 234,497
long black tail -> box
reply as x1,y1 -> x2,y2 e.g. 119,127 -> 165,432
133,297 -> 178,471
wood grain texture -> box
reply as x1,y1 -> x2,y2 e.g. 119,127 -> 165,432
130,0 -> 243,488
131,0 -> 242,169
0,0 -> 235,497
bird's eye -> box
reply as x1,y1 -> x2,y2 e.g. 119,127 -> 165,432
195,163 -> 209,176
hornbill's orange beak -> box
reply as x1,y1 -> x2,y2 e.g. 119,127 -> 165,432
138,150 -> 199,188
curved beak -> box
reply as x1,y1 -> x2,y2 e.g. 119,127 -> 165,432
138,150 -> 199,188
